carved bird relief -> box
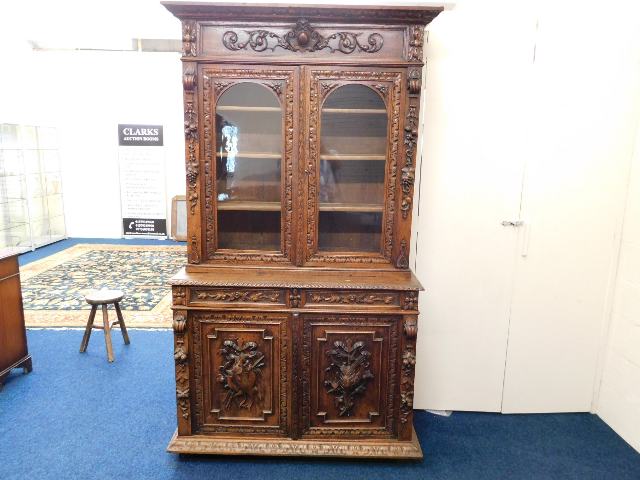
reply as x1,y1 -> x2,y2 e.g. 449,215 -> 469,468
217,339 -> 265,410
324,338 -> 374,416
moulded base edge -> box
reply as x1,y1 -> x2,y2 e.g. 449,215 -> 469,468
167,427 -> 423,459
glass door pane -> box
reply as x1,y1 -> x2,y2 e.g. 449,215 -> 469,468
318,84 -> 387,252
215,83 -> 282,251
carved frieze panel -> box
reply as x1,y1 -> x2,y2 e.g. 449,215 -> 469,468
222,19 -> 384,54
190,288 -> 284,305
191,312 -> 288,435
306,290 -> 399,307
301,316 -> 398,438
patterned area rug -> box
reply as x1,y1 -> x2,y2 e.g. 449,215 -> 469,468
21,244 -> 186,328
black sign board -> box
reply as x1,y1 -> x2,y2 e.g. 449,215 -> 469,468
123,218 -> 167,236
118,124 -> 163,146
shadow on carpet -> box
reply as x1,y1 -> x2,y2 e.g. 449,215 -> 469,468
0,330 -> 639,480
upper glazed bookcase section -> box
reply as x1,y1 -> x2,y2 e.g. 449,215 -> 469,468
162,2 -> 444,62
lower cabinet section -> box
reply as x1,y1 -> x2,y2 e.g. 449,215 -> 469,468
170,290 -> 420,458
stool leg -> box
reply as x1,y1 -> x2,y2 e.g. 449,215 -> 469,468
80,305 -> 97,353
102,304 -> 115,362
113,302 -> 130,345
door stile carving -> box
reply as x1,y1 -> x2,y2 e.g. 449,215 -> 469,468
183,62 -> 202,264
398,314 -> 418,440
173,311 -> 192,434
395,67 -> 422,270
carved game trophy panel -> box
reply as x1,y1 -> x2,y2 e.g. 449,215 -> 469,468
194,313 -> 288,435
301,316 -> 399,438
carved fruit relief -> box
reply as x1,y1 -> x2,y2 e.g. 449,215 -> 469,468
324,339 -> 374,416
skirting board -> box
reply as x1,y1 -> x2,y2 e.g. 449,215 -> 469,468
167,427 -> 423,459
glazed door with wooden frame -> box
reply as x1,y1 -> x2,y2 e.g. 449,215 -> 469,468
299,314 -> 400,439
190,311 -> 289,436
201,66 -> 297,264
302,67 -> 404,267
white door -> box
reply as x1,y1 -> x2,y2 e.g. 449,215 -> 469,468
412,3 -> 536,411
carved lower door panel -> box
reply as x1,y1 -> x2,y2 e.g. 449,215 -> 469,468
192,312 -> 289,436
301,315 -> 399,438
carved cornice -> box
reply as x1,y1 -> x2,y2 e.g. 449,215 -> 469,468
222,19 -> 384,55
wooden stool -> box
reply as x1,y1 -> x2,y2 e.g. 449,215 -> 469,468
79,289 -> 130,362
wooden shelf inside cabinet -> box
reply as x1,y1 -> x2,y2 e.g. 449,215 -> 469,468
216,152 -> 280,159
323,108 -> 387,114
217,201 -> 280,211
216,106 -> 281,112
319,203 -> 383,213
320,154 -> 386,161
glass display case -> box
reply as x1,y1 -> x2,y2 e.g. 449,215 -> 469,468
0,124 -> 66,251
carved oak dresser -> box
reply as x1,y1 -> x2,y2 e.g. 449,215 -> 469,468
163,1 -> 442,459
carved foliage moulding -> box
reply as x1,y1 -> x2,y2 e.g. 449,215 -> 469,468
192,312 -> 288,434
194,289 -> 280,303
222,19 -> 383,55
407,25 -> 424,62
182,21 -> 198,57
173,312 -> 190,420
401,104 -> 419,219
400,347 -> 416,424
307,71 -> 401,264
202,69 -> 294,263
308,292 -> 396,306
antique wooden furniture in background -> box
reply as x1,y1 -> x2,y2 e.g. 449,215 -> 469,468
80,289 -> 130,363
163,1 -> 442,459
0,249 -> 32,390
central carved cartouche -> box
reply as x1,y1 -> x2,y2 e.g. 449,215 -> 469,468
324,338 -> 374,416
222,19 -> 384,54
218,340 -> 265,410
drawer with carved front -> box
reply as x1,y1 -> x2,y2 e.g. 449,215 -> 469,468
303,290 -> 402,309
185,287 -> 286,307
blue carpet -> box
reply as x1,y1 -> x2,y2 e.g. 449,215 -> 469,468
18,238 -> 186,266
1,330 -> 639,480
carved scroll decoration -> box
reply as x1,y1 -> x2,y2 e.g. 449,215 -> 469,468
407,25 -> 424,62
403,318 -> 418,338
202,69 -> 294,263
182,21 -> 198,57
217,340 -> 265,410
308,292 -> 395,305
324,338 -> 374,417
194,290 -> 280,303
307,71 -> 401,264
222,19 -> 383,55
173,312 -> 190,420
407,68 -> 422,95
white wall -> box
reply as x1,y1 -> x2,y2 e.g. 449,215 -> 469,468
0,47 -> 185,238
597,122 -> 640,452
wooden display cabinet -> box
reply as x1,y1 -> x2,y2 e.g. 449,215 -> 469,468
163,2 -> 442,459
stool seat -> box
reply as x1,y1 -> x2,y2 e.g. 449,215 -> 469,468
85,289 -> 124,305
80,290 -> 129,362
